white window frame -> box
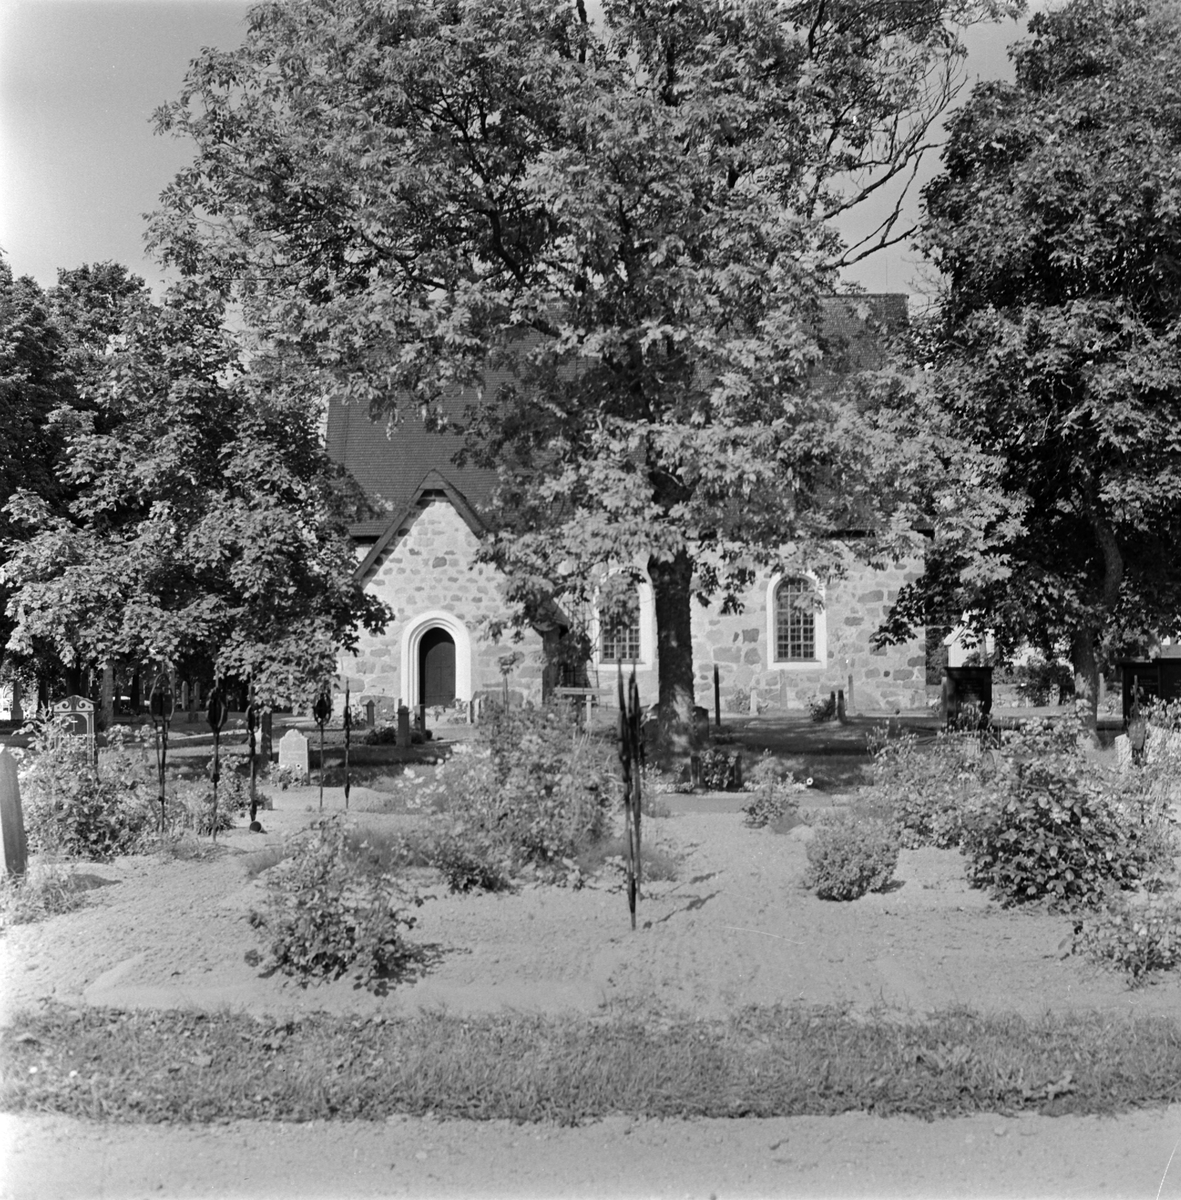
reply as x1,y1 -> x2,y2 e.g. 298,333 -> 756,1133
591,571 -> 656,672
767,573 -> 827,669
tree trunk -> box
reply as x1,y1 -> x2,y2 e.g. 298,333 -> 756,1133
100,664 -> 115,732
647,549 -> 697,764
1071,626 -> 1100,737
1075,493 -> 1123,738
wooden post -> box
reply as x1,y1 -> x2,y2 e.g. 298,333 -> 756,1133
343,683 -> 351,811
714,664 -> 721,727
0,748 -> 27,879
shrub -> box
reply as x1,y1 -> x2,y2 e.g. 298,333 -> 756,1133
804,811 -> 899,900
960,753 -> 1167,911
742,751 -> 807,828
433,706 -> 613,872
171,782 -> 237,835
697,748 -> 741,791
428,827 -> 512,893
267,762 -> 306,790
808,693 -> 837,723
19,715 -> 156,861
870,730 -> 986,850
1072,892 -> 1181,985
249,817 -> 422,988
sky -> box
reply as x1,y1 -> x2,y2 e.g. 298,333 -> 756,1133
0,0 -> 1032,303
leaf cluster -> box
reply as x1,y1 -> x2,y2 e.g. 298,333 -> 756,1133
18,715 -> 156,861
804,809 -> 900,900
960,754 -> 1167,909
250,816 -> 423,989
1072,891 -> 1181,985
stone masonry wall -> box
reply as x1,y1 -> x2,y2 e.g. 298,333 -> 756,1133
691,558 -> 927,714
340,498 -> 547,712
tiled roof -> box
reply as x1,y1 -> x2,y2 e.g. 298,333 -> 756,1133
329,295 -> 907,532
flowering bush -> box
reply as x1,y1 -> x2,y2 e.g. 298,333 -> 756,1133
267,762 -> 306,790
697,748 -> 742,790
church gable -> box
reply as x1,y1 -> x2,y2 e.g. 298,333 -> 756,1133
342,488 -> 548,712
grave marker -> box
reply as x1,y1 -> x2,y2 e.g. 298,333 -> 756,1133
278,729 -> 309,782
0,747 -> 27,878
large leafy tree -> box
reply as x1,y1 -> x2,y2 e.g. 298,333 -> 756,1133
878,0 -> 1181,716
0,261 -> 71,670
149,0 -> 1011,750
2,277 -> 389,708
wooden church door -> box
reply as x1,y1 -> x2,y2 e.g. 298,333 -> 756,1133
419,628 -> 456,706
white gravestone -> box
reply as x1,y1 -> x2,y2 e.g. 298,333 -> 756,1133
277,730 -> 309,783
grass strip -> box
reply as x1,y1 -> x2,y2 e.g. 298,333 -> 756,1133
3,1002 -> 1180,1125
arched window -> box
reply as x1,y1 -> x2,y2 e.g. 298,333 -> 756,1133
600,588 -> 642,663
775,577 -> 819,662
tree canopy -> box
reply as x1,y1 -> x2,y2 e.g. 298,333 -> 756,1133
1,271 -> 388,708
149,0 -> 1014,747
877,0 -> 1181,708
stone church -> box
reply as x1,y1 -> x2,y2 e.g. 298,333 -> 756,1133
328,297 -> 927,719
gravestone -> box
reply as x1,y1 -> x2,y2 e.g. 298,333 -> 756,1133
277,729 -> 309,782
397,705 -> 411,749
0,747 -> 27,878
53,695 -> 96,752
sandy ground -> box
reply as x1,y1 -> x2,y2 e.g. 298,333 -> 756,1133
3,784 -> 1181,1200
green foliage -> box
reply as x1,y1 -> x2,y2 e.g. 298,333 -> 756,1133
1013,658 -> 1075,707
878,0 -> 1181,698
0,861 -> 87,926
149,0 -> 1001,749
870,730 -> 987,850
1072,892 -> 1181,986
249,817 -> 422,989
960,755 -> 1166,911
172,782 -> 237,836
805,810 -> 900,901
808,694 -> 837,723
742,752 -> 807,829
472,705 -> 612,868
267,762 -> 305,790
697,748 -> 741,791
18,715 -> 155,861
2,277 -> 388,709
428,829 -> 512,895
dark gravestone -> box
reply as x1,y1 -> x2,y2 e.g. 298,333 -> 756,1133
0,747 -> 27,878
1119,659 -> 1181,724
944,667 -> 993,726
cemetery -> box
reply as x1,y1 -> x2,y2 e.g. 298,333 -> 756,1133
3,688 -> 1181,1127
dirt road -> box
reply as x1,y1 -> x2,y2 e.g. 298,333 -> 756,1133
4,1106 -> 1181,1199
